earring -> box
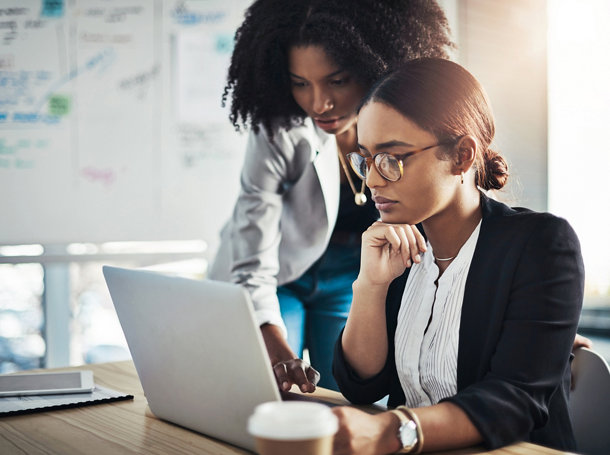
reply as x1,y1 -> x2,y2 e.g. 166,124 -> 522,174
460,171 -> 464,185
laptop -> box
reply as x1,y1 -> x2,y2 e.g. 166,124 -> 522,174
103,265 -> 286,451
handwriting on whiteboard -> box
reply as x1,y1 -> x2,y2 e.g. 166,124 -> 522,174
80,166 -> 117,187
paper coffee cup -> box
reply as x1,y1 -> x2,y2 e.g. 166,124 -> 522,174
248,401 -> 338,455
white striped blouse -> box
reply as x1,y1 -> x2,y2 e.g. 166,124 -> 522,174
394,221 -> 482,407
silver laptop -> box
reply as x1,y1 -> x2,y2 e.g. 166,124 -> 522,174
102,265 -> 282,451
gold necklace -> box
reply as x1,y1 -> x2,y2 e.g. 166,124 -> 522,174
337,150 -> 367,206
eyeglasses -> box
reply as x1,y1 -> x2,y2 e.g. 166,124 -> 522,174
346,141 -> 454,182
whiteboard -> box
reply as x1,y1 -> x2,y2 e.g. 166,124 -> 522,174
0,0 -> 249,249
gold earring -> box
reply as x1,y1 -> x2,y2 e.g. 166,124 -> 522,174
460,171 -> 464,185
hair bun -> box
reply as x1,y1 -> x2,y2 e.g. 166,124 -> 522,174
481,148 -> 509,190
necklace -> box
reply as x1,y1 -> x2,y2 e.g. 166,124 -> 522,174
434,255 -> 456,262
337,150 -> 367,206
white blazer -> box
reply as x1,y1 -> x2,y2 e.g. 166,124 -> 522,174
209,118 -> 340,334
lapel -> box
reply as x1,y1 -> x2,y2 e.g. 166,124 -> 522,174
457,193 -> 518,389
309,119 -> 340,243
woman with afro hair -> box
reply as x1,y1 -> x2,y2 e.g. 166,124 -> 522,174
209,0 -> 454,392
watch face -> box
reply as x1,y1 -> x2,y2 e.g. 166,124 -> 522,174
399,420 -> 418,449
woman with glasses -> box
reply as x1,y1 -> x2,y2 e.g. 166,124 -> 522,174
208,0 -> 453,392
331,58 -> 584,454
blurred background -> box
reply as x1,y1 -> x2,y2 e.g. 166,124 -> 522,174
1,0 -> 609,372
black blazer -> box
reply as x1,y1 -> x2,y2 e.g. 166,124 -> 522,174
333,194 -> 584,451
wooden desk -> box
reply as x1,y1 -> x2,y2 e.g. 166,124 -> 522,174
0,362 -> 576,455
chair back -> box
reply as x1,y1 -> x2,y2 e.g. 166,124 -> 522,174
569,347 -> 610,455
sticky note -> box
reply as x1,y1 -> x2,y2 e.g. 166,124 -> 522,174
48,94 -> 70,116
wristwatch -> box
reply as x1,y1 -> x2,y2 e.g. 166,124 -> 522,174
390,409 -> 419,453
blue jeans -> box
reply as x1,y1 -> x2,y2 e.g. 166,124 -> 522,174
277,243 -> 360,391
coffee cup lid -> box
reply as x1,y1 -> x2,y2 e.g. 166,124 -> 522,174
248,401 -> 339,440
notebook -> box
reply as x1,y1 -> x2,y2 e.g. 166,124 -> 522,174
102,265 -> 283,451
0,384 -> 133,416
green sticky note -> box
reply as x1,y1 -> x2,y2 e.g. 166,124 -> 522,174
48,95 -> 71,116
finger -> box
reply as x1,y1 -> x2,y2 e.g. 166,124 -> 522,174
363,220 -> 385,237
574,334 -> 593,349
411,225 -> 428,253
306,365 -> 321,386
331,408 -> 351,455
384,225 -> 402,254
395,226 -> 413,267
288,361 -> 314,393
402,225 -> 422,264
273,362 -> 292,392
333,435 -> 349,455
363,222 -> 394,246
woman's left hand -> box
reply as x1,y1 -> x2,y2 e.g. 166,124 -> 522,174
331,407 -> 398,455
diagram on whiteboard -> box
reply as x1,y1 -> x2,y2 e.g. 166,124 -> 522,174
0,0 -> 249,247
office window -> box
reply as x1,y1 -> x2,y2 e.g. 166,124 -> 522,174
548,1 -> 610,317
0,241 -> 206,371
0,263 -> 45,373
548,0 -> 610,302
